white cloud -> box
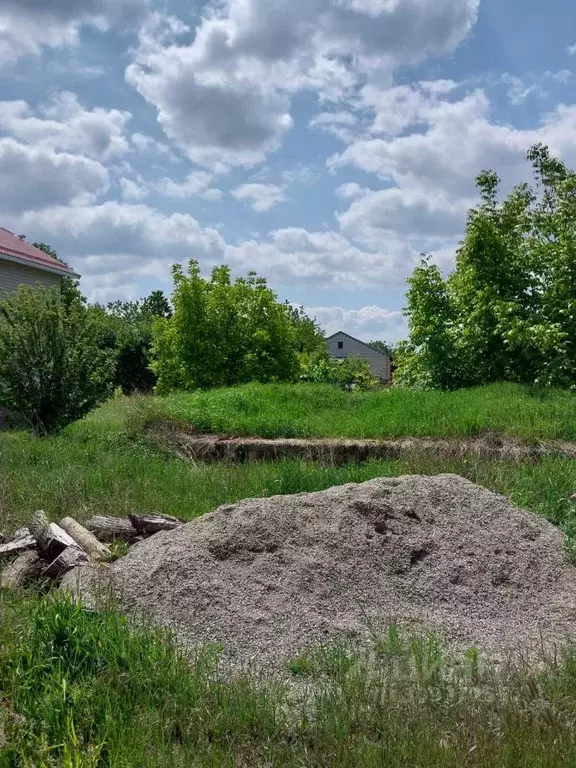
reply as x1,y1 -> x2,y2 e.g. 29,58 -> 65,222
158,171 -> 223,200
131,132 -> 176,160
120,178 -> 148,201
0,0 -> 148,62
0,138 -> 109,213
231,183 -> 287,212
328,85 -> 576,254
125,0 -> 479,170
305,304 -> 406,341
567,43 -> 576,56
309,110 -> 359,141
0,92 -> 131,160
227,226 -> 418,287
330,90 -> 576,200
335,182 -> 365,199
18,201 -> 228,298
337,186 -> 470,246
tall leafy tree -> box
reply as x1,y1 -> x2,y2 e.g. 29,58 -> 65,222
397,144 -> 576,389
152,262 -> 300,392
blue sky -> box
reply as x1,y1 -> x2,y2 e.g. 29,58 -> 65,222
0,0 -> 575,341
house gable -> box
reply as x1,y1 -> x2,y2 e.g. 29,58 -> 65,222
326,331 -> 391,381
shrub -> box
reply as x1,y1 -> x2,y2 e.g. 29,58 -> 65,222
299,350 -> 380,390
152,262 -> 300,392
0,286 -> 115,434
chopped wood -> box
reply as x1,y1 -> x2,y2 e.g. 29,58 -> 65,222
59,517 -> 111,562
0,536 -> 36,559
1,550 -> 43,589
43,546 -> 90,580
11,527 -> 31,541
29,510 -> 79,560
129,513 -> 183,535
85,516 -> 136,541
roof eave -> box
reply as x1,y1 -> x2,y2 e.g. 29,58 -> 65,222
0,251 -> 81,280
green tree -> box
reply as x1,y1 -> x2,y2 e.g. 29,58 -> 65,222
152,262 -> 300,392
32,242 -> 85,312
90,291 -> 171,395
0,286 -> 115,434
397,145 -> 576,389
285,304 -> 326,354
368,340 -> 395,357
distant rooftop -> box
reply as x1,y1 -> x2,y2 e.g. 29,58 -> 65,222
0,227 -> 80,278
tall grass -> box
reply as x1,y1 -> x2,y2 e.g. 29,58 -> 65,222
4,592 -> 576,766
158,381 -> 576,440
2,413 -> 576,543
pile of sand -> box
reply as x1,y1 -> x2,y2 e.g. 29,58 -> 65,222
64,475 -> 576,662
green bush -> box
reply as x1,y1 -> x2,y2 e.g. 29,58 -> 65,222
299,350 -> 380,390
152,262 -> 301,392
0,286 -> 115,434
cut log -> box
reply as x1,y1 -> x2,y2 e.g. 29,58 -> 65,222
43,546 -> 90,580
11,527 -> 31,541
0,550 -> 43,589
29,510 -> 79,560
59,517 -> 111,562
85,516 -> 136,541
129,513 -> 183,535
0,535 -> 36,559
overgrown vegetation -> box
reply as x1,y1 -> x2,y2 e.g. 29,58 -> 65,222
398,145 -> 576,389
157,381 -> 576,440
3,395 -> 576,542
5,593 -> 576,766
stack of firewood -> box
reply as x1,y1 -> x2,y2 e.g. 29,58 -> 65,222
0,512 -> 183,589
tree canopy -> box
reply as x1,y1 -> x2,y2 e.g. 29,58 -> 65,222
396,144 -> 576,389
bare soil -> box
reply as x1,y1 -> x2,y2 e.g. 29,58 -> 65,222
63,474 -> 576,664
154,424 -> 576,464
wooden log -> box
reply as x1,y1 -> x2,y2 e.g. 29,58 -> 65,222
0,535 -> 36,559
0,550 -> 43,589
43,547 -> 90,580
85,516 -> 136,541
129,513 -> 183,535
11,526 -> 31,541
29,510 -> 79,560
59,517 -> 111,562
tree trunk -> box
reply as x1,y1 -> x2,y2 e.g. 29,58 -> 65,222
0,550 -> 43,588
85,516 -> 137,541
29,511 -> 79,560
59,517 -> 111,562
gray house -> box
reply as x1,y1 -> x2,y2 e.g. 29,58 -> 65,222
326,331 -> 391,382
0,227 -> 79,293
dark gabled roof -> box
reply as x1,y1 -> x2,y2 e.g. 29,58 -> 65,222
0,227 -> 80,278
326,330 -> 390,358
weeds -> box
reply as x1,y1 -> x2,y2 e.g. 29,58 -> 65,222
4,594 -> 576,766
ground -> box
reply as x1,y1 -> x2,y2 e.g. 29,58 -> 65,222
3,383 -> 576,765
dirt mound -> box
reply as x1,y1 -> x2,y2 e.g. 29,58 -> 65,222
63,475 -> 576,663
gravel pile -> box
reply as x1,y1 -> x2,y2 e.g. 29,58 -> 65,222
63,474 -> 576,663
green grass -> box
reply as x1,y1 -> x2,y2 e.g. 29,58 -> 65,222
2,399 -> 576,541
5,593 -> 576,766
157,381 -> 576,441
4,398 -> 576,764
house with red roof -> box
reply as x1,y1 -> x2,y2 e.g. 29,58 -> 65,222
0,228 -> 80,294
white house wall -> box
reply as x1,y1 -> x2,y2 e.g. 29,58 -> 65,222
327,332 -> 391,381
